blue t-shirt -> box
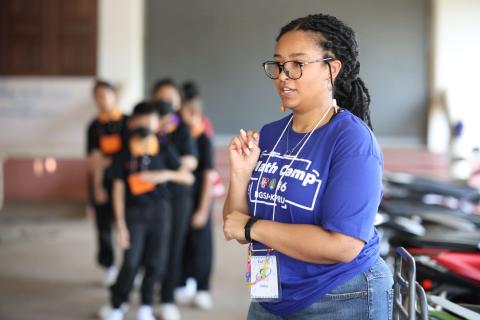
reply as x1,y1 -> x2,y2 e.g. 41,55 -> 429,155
247,109 -> 383,316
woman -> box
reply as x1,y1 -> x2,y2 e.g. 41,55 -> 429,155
223,14 -> 393,319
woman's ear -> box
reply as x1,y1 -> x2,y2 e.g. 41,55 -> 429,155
329,59 -> 342,82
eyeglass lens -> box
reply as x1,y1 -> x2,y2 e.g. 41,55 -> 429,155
264,61 -> 302,80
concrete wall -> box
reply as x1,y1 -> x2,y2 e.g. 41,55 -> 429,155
145,0 -> 429,145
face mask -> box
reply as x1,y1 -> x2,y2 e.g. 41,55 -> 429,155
131,127 -> 152,139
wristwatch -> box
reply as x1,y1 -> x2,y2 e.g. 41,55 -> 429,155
244,216 -> 259,242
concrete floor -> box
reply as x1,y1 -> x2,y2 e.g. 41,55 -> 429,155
0,202 -> 250,320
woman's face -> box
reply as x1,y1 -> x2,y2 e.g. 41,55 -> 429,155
152,85 -> 181,111
94,86 -> 116,113
273,30 -> 336,112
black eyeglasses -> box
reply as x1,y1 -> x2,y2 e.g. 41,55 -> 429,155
262,57 -> 333,80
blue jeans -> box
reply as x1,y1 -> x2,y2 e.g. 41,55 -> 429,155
247,257 -> 393,320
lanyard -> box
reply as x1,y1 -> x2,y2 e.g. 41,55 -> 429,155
250,106 -> 332,252
130,155 -> 151,173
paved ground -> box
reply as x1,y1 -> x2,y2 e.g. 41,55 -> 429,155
0,201 -> 250,320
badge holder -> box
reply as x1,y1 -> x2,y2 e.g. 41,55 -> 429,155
245,244 -> 282,302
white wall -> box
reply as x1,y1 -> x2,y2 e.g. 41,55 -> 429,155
429,0 -> 480,152
98,0 -> 144,113
0,77 -> 95,157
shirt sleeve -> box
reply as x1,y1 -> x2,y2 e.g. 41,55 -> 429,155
175,123 -> 197,157
319,154 -> 383,242
164,143 -> 182,170
110,151 -> 127,181
86,121 -> 99,155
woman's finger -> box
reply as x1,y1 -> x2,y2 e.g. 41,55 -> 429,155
239,129 -> 251,149
246,130 -> 260,149
231,136 -> 244,156
246,130 -> 256,149
236,130 -> 250,156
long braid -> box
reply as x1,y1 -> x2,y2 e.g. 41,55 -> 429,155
277,14 -> 373,129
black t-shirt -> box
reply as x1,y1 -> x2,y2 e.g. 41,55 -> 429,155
86,116 -> 129,183
193,133 -> 214,196
163,114 -> 197,157
86,116 -> 128,154
111,141 -> 181,206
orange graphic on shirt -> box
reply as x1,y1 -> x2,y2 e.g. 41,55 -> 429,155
128,173 -> 155,196
100,134 -> 122,154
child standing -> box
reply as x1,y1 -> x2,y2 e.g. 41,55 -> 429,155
151,82 -> 197,320
87,80 -> 127,285
180,94 -> 216,310
103,102 -> 193,320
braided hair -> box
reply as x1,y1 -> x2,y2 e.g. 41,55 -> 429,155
277,14 -> 373,129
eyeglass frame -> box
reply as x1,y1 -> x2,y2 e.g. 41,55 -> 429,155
262,57 -> 333,80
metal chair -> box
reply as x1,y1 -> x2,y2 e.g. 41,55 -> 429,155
393,247 -> 429,320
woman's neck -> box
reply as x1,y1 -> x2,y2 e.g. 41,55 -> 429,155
291,100 -> 334,133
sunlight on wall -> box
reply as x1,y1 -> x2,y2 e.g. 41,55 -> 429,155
433,0 -> 480,152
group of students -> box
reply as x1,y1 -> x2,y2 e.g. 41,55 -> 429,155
86,78 -> 216,320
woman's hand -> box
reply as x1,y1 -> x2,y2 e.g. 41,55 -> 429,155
229,129 -> 260,177
223,210 -> 250,241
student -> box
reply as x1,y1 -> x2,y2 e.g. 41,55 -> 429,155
180,95 -> 216,311
151,79 -> 198,171
181,81 -> 215,138
103,102 -> 194,320
151,78 -> 215,137
151,80 -> 197,320
223,14 -> 393,319
87,80 -> 127,285
151,78 -> 182,112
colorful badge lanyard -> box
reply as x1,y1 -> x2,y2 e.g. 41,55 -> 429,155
246,106 -> 333,287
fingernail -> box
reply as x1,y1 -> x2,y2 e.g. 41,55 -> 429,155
240,129 -> 246,136
248,141 -> 253,149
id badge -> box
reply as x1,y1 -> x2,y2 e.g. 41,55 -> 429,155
249,254 -> 281,302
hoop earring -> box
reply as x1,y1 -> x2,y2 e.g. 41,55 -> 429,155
280,104 -> 286,112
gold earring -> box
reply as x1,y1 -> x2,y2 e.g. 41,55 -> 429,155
280,104 -> 286,112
